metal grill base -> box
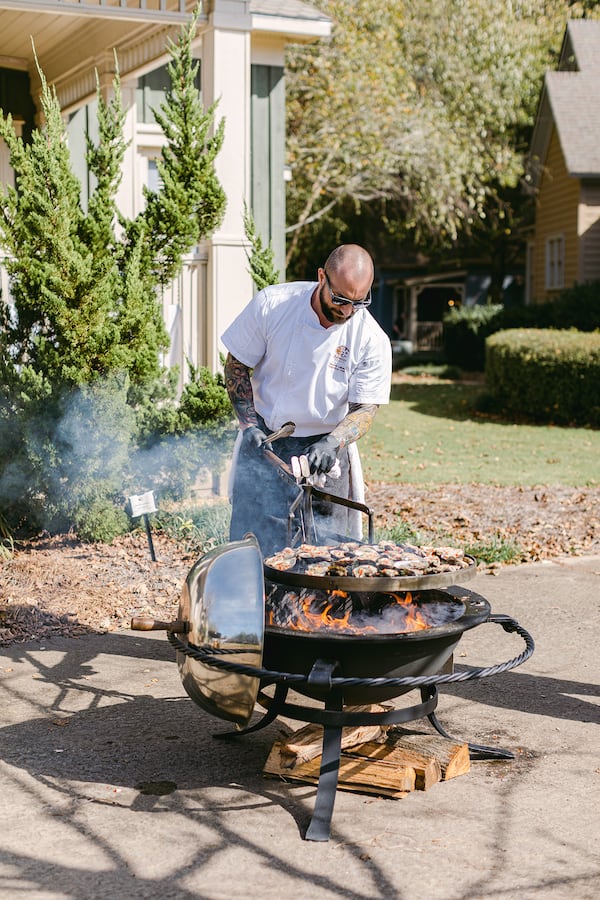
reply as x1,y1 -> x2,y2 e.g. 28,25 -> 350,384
215,676 -> 513,842
169,614 -> 534,842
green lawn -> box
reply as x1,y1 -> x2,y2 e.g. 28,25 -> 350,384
361,381 -> 599,486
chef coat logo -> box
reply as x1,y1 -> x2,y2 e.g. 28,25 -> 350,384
329,344 -> 350,372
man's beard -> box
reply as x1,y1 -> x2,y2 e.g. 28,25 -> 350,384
318,285 -> 347,324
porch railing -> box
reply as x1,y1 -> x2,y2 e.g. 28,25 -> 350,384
415,321 -> 444,352
7,1 -> 195,22
159,251 -> 209,393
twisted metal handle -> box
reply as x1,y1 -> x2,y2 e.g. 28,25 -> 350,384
167,614 -> 534,688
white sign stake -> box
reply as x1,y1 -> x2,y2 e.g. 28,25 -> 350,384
127,491 -> 158,562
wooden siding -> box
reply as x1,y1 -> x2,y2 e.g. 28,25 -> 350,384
579,181 -> 600,282
532,128 -> 580,302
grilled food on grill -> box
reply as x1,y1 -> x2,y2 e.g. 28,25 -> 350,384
265,541 -> 471,577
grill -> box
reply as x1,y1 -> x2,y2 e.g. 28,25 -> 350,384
134,528 -> 535,842
263,582 -> 491,704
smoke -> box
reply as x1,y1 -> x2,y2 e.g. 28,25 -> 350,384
0,376 -> 235,538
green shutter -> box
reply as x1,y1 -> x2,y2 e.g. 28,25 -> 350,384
251,64 -> 285,278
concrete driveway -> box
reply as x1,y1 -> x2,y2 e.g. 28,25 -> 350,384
1,556 -> 599,899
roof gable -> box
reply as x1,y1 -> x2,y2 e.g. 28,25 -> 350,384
559,18 -> 600,73
529,18 -> 600,182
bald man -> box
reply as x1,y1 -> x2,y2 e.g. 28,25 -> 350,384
222,244 -> 392,556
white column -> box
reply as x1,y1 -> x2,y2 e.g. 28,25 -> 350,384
201,0 -> 254,372
115,78 -> 140,221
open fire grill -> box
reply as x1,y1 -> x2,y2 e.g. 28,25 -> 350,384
134,503 -> 535,841
134,458 -> 534,841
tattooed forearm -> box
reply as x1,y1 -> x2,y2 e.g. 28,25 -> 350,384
224,353 -> 258,428
330,402 -> 378,448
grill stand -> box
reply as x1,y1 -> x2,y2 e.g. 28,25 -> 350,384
219,677 -> 509,842
169,614 -> 534,842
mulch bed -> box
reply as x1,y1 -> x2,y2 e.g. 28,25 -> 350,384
1,483 -> 598,647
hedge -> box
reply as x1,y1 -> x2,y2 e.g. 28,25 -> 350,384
485,329 -> 600,426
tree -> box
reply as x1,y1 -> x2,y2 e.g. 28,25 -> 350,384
243,203 -> 280,290
0,6 -> 229,538
284,0 -> 585,273
138,13 -> 226,286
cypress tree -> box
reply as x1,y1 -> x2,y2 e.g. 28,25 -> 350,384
243,203 -> 280,291
0,7 -> 229,538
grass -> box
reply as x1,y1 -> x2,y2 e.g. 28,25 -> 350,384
373,509 -> 523,566
461,536 -> 522,566
374,519 -> 423,546
361,381 -> 599,486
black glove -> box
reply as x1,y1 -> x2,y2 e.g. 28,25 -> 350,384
241,425 -> 272,454
306,434 -> 340,476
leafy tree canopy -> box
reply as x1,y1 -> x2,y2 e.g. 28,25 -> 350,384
285,0 -> 596,269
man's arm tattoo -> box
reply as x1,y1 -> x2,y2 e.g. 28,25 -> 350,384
224,353 -> 258,428
330,402 -> 379,448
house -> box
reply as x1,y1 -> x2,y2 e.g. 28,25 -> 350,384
527,18 -> 600,303
0,0 -> 330,386
372,264 -> 525,363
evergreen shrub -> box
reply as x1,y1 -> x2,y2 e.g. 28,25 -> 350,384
442,304 -> 503,370
0,9 -> 228,541
484,328 -> 600,426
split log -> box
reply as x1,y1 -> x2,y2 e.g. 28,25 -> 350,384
387,732 -> 470,781
264,740 -> 415,797
264,727 -> 469,799
343,740 -> 441,791
277,705 -> 389,768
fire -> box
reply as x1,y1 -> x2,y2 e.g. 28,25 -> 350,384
388,592 -> 429,632
267,587 -> 432,635
297,589 -> 378,633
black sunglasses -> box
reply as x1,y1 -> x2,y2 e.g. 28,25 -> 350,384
324,271 -> 372,308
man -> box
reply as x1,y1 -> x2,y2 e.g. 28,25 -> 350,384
222,244 -> 392,555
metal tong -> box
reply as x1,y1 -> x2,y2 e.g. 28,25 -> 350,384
259,431 -> 374,546
259,420 -> 296,446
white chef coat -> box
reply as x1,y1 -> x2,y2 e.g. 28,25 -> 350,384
221,281 -> 392,437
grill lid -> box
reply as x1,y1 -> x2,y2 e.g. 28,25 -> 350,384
176,535 -> 265,728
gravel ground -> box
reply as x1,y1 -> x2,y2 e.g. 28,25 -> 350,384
1,482 -> 598,647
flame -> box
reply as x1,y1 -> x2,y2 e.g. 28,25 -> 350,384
269,587 -> 432,635
386,592 -> 429,631
295,588 -> 372,633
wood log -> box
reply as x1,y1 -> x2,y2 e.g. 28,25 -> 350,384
264,740 -> 416,797
264,726 -> 470,800
387,732 -> 470,780
343,740 -> 441,791
278,705 -> 389,768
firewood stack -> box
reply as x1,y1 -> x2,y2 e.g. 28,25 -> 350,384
263,707 -> 470,799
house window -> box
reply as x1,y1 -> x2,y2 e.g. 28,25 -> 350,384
147,158 -> 163,193
545,235 -> 565,290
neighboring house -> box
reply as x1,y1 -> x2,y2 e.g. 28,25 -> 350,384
0,0 -> 330,386
527,18 -> 600,304
373,266 -> 524,361
375,269 -> 466,355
